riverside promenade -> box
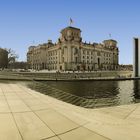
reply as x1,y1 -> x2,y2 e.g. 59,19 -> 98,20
0,81 -> 140,140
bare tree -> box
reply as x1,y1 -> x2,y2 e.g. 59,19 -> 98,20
5,48 -> 19,64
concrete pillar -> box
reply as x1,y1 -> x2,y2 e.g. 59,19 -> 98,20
134,38 -> 140,77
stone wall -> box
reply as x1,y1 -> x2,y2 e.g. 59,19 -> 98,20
17,71 -> 133,80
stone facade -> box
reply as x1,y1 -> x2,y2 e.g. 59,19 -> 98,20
0,48 -> 8,69
27,26 -> 119,71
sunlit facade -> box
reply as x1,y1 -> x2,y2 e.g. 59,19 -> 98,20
27,26 -> 119,71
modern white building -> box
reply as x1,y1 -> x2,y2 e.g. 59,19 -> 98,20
134,38 -> 140,77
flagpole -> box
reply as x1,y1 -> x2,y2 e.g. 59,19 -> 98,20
70,18 -> 71,26
70,20 -> 71,26
69,18 -> 73,26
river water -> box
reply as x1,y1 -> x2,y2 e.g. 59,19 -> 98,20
28,80 -> 140,108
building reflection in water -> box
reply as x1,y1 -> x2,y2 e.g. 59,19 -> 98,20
133,80 -> 140,103
117,81 -> 134,105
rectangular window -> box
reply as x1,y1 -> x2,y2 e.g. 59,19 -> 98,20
75,57 -> 78,63
97,52 -> 100,56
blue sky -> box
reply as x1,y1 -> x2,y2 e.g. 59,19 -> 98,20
0,0 -> 140,64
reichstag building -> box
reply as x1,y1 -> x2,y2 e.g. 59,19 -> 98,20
27,26 -> 119,71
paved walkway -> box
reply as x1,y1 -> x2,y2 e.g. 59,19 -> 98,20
0,82 -> 140,140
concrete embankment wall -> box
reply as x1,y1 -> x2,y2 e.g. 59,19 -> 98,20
16,71 -> 133,80
0,71 -> 133,81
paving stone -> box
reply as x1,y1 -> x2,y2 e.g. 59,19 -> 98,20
59,127 -> 109,140
14,112 -> 55,140
46,136 -> 60,140
0,113 -> 22,140
84,121 -> 140,140
7,99 -> 31,112
35,109 -> 79,134
0,99 -> 10,113
23,99 -> 49,110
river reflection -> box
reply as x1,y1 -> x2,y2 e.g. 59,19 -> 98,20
133,80 -> 140,102
28,80 -> 140,108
